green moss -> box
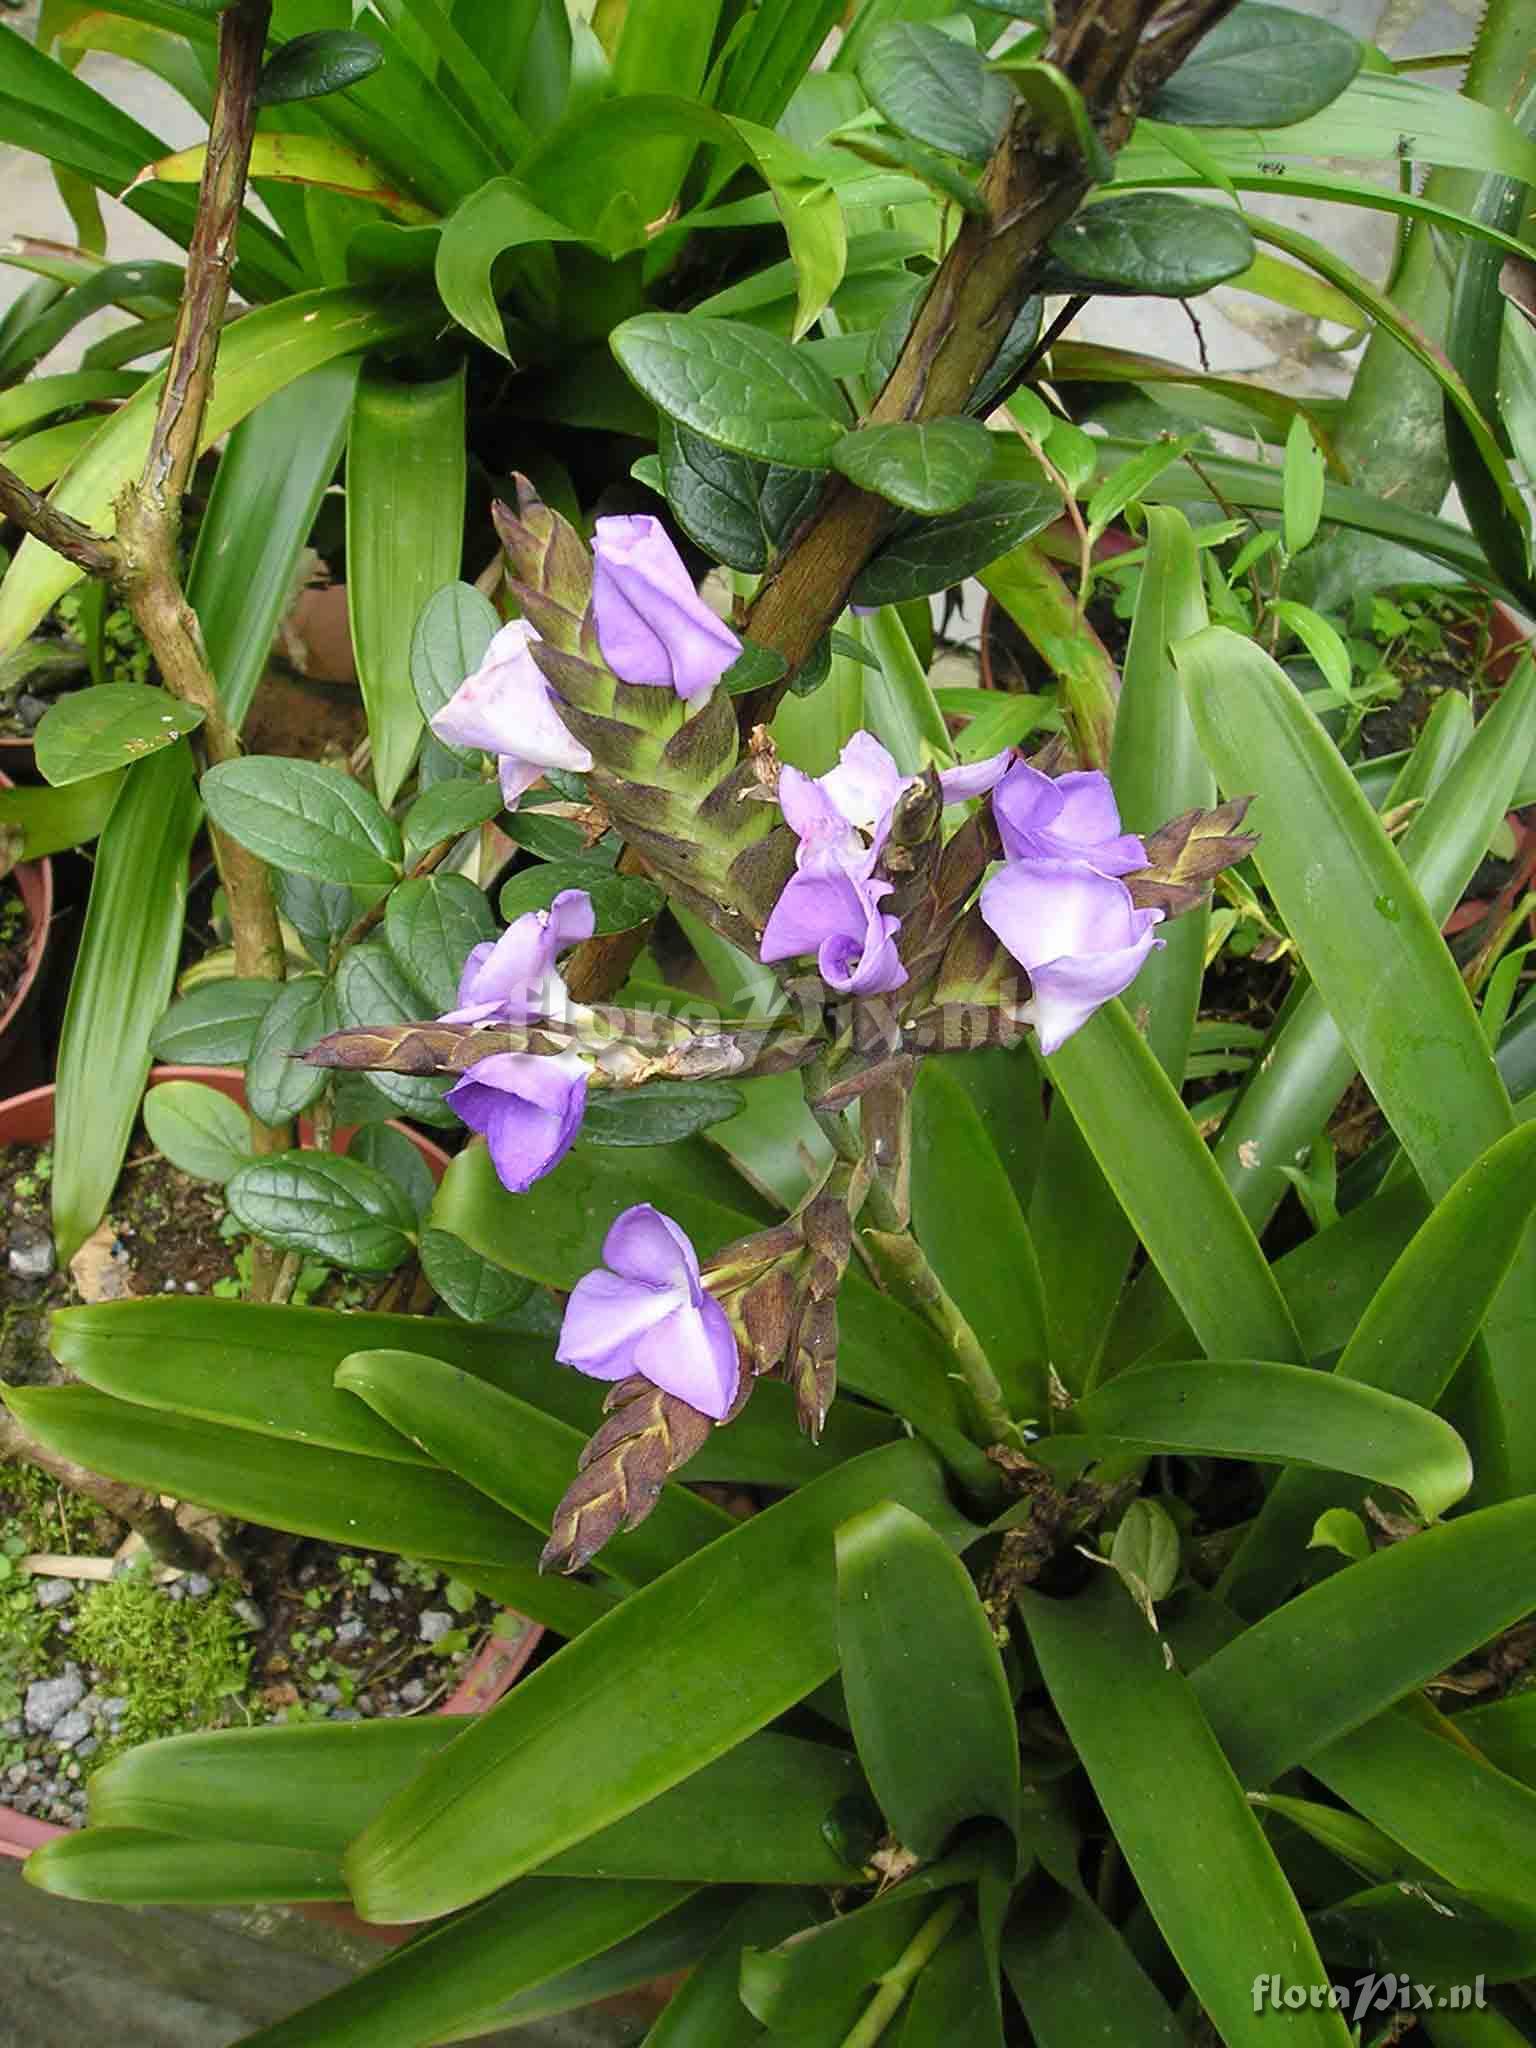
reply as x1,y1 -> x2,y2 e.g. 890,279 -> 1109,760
72,1565 -> 252,1753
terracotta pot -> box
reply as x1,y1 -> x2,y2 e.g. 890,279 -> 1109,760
0,772 -> 54,1070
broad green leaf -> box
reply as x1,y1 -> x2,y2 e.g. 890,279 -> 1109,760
832,418 -> 993,515
141,1081 -> 251,1184
433,175 -> 586,356
1282,413 -> 1326,556
52,745 -> 199,1260
859,22 -> 1013,164
1177,628 -> 1536,1488
0,768 -> 120,861
475,1895 -> 739,2036
1145,2 -> 1361,127
0,258 -> 183,383
384,872 -> 497,1013
1314,1884 -> 1536,1991
25,1831 -> 345,1907
850,481 -> 1062,607
1454,1694 -> 1536,1789
1046,194 -> 1254,297
201,757 -> 402,884
896,1913 -> 1003,2048
1002,1885 -> 1186,2048
418,1226 -> 532,1322
658,417 -> 824,573
225,1152 -> 416,1272
346,1442 -> 975,1921
611,312 -> 851,469
187,360 -> 358,730
498,861 -> 664,934
1310,1712 -> 1536,1905
911,1059 -> 1048,1422
718,0 -> 845,126
1225,1122 -> 1536,1615
347,367 -> 466,805
1021,1575 -> 1351,2048
581,1083 -> 747,1148
150,977 -> 279,1066
1084,436 -> 1200,540
235,1877 -> 693,2048
34,682 -> 202,786
607,0 -> 724,225
400,778 -> 501,867
1045,998 -> 1304,1367
0,286 -> 432,680
1270,599 -> 1354,701
1192,1499 -> 1536,1785
335,1348 -> 734,1585
0,370 -> 140,439
0,1383 -> 585,1597
245,975 -> 333,1125
343,1129 -> 434,1227
1059,1360 -> 1471,1521
837,1501 -> 1018,1856
255,28 -> 384,106
408,579 -> 499,734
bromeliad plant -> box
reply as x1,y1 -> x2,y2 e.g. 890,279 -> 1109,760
4,0 -> 1536,2045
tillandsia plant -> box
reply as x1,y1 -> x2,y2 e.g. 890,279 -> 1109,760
5,0 -> 1536,2045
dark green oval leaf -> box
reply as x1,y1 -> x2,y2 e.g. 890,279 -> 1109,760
859,22 -> 1014,164
245,974 -> 334,1125
142,1081 -> 252,1185
201,759 -> 402,885
1146,3 -> 1363,128
150,977 -> 279,1067
498,861 -> 663,935
385,872 -> 497,1014
334,941 -> 455,1127
611,313 -> 851,469
419,1226 -> 534,1323
580,1082 -> 746,1148
35,683 -> 203,787
346,1124 -> 436,1221
658,417 -> 824,573
400,778 -> 502,866
1045,194 -> 1256,298
254,29 -> 385,108
832,418 -> 993,515
850,479 -> 1062,605
224,1152 -> 416,1273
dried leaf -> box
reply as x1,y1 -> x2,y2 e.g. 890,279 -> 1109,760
1125,797 -> 1257,916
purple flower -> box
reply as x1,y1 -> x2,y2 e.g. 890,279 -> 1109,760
428,620 -> 592,808
991,762 -> 1145,876
446,1051 -> 588,1193
440,889 -> 595,1027
980,857 -> 1164,1054
591,515 -> 742,701
761,866 -> 906,995
557,1204 -> 740,1419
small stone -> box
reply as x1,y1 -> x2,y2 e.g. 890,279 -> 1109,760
331,1707 -> 362,1722
34,1578 -> 73,1610
398,1679 -> 426,1707
161,1277 -> 177,1292
15,693 -> 51,733
49,1709 -> 92,1750
100,1697 -> 129,1722
183,1573 -> 213,1599
24,1674 -> 84,1734
314,1683 -> 342,1707
64,1762 -> 80,1781
8,1222 -> 55,1281
367,1580 -> 393,1602
5,1764 -> 27,1787
232,1598 -> 266,1631
56,1618 -> 73,1634
73,1738 -> 98,1761
164,1580 -> 186,1601
334,1619 -> 365,1646
182,1280 -> 199,1293
0,1719 -> 20,1739
417,1610 -> 454,1645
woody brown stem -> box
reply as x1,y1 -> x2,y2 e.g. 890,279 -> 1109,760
736,0 -> 1240,722
0,1416 -> 223,1575
0,468 -> 119,578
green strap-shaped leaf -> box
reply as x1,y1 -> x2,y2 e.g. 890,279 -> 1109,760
345,1442 -> 976,1922
0,287 -> 434,657
1177,627 -> 1536,1489
837,1501 -> 1019,1857
347,366 -> 467,805
1058,1359 -> 1471,1521
52,744 -> 200,1260
1043,998 -> 1304,1370
1225,1122 -> 1536,1614
642,1889 -> 827,2047
336,1348 -> 734,1585
235,1875 -> 695,2048
1002,1884 -> 1186,2047
1021,1575 -> 1351,2048
1310,1711 -> 1536,1907
911,1060 -> 1049,1422
187,359 -> 359,730
1192,1499 -> 1536,1786
25,1831 -> 347,1907
433,175 -> 586,356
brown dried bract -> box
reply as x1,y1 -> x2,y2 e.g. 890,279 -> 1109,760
541,1376 -> 716,1575
1124,797 -> 1257,917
